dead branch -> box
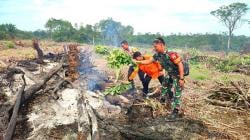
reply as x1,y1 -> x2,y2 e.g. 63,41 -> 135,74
0,60 -> 8,68
85,101 -> 100,140
50,79 -> 73,100
205,98 -> 234,107
4,74 -> 26,140
32,39 -> 44,64
21,64 -> 63,104
77,92 -> 91,140
15,66 -> 38,82
230,81 -> 249,110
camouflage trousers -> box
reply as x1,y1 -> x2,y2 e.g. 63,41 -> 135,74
161,76 -> 182,110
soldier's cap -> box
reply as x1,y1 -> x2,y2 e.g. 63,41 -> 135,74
153,37 -> 165,45
120,40 -> 128,45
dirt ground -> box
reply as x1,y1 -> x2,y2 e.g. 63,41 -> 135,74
92,50 -> 250,139
0,43 -> 250,139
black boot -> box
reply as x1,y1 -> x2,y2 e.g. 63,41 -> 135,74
168,108 -> 179,120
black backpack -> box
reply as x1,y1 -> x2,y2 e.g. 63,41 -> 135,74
182,60 -> 189,76
167,51 -> 189,76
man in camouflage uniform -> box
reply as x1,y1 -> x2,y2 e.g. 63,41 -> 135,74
133,37 -> 185,119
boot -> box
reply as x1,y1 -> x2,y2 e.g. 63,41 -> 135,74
168,108 -> 179,120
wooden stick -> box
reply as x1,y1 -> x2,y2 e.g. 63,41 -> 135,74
21,64 -> 63,104
231,81 -> 249,110
85,101 -> 100,140
4,74 -> 26,140
205,98 -> 234,107
77,92 -> 91,140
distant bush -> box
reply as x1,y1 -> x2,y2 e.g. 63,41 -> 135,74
6,42 -> 15,49
95,45 -> 110,55
215,55 -> 250,72
188,48 -> 200,58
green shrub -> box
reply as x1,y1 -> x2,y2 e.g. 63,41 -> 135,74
6,42 -> 15,49
243,55 -> 250,65
95,45 -> 109,55
107,49 -> 133,81
215,55 -> 248,72
104,83 -> 132,95
188,48 -> 200,58
107,49 -> 132,69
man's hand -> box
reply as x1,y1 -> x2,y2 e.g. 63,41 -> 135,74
159,71 -> 164,76
179,79 -> 185,89
132,59 -> 140,64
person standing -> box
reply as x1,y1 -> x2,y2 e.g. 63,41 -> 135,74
120,40 -> 145,91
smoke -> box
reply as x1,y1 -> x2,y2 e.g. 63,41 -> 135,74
78,49 -> 108,91
101,20 -> 122,47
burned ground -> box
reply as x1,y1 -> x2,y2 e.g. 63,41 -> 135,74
0,44 -> 249,140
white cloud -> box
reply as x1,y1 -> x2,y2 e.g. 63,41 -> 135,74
1,0 -> 250,35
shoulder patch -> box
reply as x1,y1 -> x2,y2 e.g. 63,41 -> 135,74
168,52 -> 181,64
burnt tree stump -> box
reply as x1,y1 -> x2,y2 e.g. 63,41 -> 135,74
32,39 -> 44,64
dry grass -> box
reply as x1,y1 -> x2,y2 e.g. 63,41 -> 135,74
0,40 -> 66,68
183,80 -> 250,139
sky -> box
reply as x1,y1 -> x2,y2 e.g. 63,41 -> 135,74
0,0 -> 250,36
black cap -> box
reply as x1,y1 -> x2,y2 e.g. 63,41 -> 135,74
120,40 -> 128,45
153,37 -> 165,45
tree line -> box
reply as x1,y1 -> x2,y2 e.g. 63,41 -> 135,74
0,17 -> 249,51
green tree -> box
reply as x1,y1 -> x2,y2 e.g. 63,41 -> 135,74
45,18 -> 57,40
0,24 -> 17,39
33,30 -> 49,39
211,3 -> 248,54
45,18 -> 75,42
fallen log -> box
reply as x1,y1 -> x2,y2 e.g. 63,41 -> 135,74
85,101 -> 100,140
77,92 -> 91,140
4,74 -> 26,140
15,66 -> 38,82
0,64 -> 62,138
21,64 -> 63,104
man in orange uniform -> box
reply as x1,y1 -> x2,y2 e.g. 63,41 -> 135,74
129,51 -> 164,95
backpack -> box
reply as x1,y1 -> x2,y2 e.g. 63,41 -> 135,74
167,52 -> 189,76
182,60 -> 189,76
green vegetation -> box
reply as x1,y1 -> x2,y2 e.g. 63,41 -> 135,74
107,49 -> 132,69
187,48 -> 201,58
107,49 -> 132,81
216,55 -> 250,72
189,64 -> 211,81
211,2 -> 249,54
95,45 -> 110,55
1,18 -> 249,52
6,42 -> 14,49
104,83 -> 132,95
0,24 -> 35,40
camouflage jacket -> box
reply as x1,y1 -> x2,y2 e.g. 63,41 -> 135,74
153,51 -> 181,76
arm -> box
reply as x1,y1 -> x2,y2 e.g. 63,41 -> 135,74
133,57 -> 154,64
169,52 -> 185,88
128,66 -> 139,80
177,62 -> 184,80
